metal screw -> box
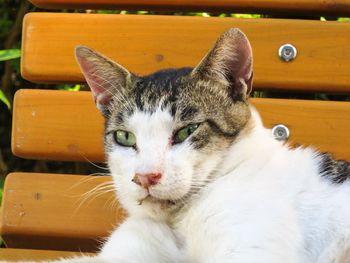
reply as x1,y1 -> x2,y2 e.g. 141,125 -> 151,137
278,44 -> 297,62
272,124 -> 290,141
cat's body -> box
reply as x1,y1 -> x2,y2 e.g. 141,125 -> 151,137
4,28 -> 350,263
100,109 -> 350,263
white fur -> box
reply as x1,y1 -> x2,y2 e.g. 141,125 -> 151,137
6,106 -> 350,263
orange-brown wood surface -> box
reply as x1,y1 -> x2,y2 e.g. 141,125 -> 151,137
22,13 -> 350,93
28,0 -> 350,16
12,89 -> 104,162
12,89 -> 350,162
0,248 -> 94,261
0,173 -> 124,252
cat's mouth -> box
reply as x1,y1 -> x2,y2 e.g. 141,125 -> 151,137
138,194 -> 176,207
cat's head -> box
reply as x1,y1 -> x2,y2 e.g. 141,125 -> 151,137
75,28 -> 253,219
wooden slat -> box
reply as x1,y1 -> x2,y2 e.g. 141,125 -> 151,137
22,13 -> 350,93
254,99 -> 350,161
0,248 -> 94,261
0,173 -> 125,252
28,0 -> 350,16
12,89 -> 104,162
12,89 -> 350,162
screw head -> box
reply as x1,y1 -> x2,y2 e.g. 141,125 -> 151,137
278,44 -> 297,62
272,124 -> 290,141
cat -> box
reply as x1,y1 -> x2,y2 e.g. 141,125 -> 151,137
4,28 -> 350,263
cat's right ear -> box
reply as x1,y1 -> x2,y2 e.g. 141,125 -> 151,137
75,46 -> 132,114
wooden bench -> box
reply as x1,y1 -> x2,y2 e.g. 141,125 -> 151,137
1,0 -> 350,260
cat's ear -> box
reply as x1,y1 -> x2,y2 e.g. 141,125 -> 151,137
75,46 -> 132,114
191,28 -> 253,101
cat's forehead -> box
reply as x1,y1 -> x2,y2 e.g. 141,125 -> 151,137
128,107 -> 174,135
107,67 -> 234,130
106,68 -> 191,127
131,68 -> 192,113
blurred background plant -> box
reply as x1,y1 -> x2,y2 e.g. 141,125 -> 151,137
1,0 -> 30,203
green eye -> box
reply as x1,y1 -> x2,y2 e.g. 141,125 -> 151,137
173,124 -> 199,144
114,130 -> 136,147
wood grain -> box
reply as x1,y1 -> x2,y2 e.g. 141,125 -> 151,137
28,0 -> 350,16
22,13 -> 350,92
12,89 -> 350,162
0,248 -> 94,261
0,173 -> 124,252
12,89 -> 104,162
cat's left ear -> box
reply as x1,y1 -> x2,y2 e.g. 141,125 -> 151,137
75,46 -> 133,115
191,28 -> 253,101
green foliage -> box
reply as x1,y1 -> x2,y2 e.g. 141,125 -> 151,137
0,49 -> 21,109
0,15 -> 12,34
0,90 -> 10,109
57,84 -> 82,91
0,177 -> 3,204
188,12 -> 210,17
136,11 -> 149,15
252,91 -> 266,98
338,17 -> 350,22
230,14 -> 261,18
96,10 -> 115,14
92,10 -> 262,18
0,49 -> 21,61
0,2 -> 13,36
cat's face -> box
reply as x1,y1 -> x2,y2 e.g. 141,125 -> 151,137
75,28 -> 253,218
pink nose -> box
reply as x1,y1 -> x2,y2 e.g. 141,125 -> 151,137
132,173 -> 162,189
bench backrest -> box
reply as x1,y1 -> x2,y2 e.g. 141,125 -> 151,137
1,0 -> 350,253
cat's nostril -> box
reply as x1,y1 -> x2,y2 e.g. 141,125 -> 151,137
133,172 -> 162,189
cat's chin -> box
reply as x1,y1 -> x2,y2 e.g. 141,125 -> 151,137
138,194 -> 177,208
